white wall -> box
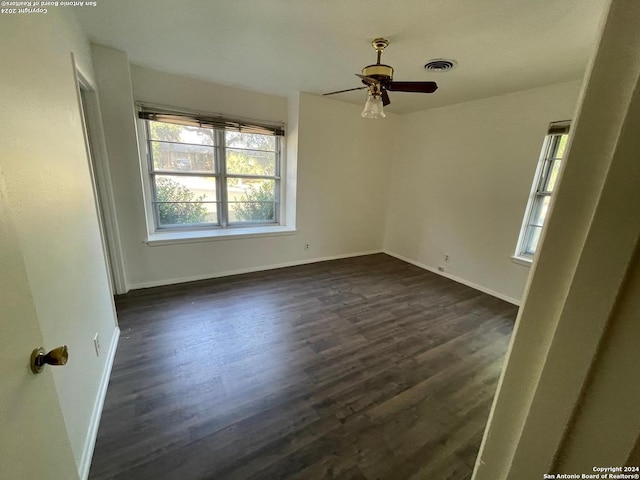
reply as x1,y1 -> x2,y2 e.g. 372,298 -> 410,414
296,93 -> 394,256
474,0 -> 640,476
131,64 -> 288,123
0,10 -> 118,478
556,243 -> 640,471
93,52 -> 394,288
384,80 -> 582,303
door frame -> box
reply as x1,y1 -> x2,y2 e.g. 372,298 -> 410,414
73,56 -> 128,296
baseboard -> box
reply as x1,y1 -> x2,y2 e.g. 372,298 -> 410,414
384,250 -> 521,306
127,250 -> 384,291
79,327 -> 120,480
126,249 -> 521,305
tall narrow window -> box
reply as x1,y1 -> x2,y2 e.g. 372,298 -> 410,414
515,121 -> 570,261
138,106 -> 284,233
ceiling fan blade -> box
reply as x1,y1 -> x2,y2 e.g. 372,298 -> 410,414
323,86 -> 368,96
355,73 -> 380,85
387,81 -> 438,93
381,89 -> 390,106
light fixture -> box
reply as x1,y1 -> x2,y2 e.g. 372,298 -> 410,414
361,88 -> 385,119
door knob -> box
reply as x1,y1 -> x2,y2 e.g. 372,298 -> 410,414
30,346 -> 68,374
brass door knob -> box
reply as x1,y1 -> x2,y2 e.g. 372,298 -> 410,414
30,346 -> 68,374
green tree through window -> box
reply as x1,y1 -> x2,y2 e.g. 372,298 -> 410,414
232,182 -> 275,222
155,177 -> 207,225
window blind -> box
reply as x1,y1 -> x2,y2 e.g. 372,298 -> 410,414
137,104 -> 285,137
547,120 -> 571,135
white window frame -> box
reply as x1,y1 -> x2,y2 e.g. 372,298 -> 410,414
513,122 -> 570,265
136,105 -> 295,245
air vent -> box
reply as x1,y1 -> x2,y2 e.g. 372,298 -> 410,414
424,59 -> 457,72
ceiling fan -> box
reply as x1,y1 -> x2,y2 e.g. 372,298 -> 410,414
323,37 -> 438,118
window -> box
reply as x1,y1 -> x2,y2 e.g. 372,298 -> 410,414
138,106 -> 284,235
514,121 -> 570,262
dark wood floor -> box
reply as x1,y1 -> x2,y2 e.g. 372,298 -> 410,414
89,253 -> 517,480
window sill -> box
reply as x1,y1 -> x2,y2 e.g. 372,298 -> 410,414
511,255 -> 533,267
146,225 -> 297,246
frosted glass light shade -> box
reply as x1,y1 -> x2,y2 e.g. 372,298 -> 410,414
361,91 -> 385,119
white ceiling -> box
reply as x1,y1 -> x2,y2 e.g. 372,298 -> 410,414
74,0 -> 608,114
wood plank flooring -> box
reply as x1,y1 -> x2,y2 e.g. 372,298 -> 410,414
89,253 -> 517,480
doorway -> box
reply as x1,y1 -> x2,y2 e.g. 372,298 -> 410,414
74,64 -> 127,296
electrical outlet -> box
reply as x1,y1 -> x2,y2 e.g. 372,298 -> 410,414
93,333 -> 100,357
304,243 -> 310,250
444,254 -> 450,263
438,266 -> 445,272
